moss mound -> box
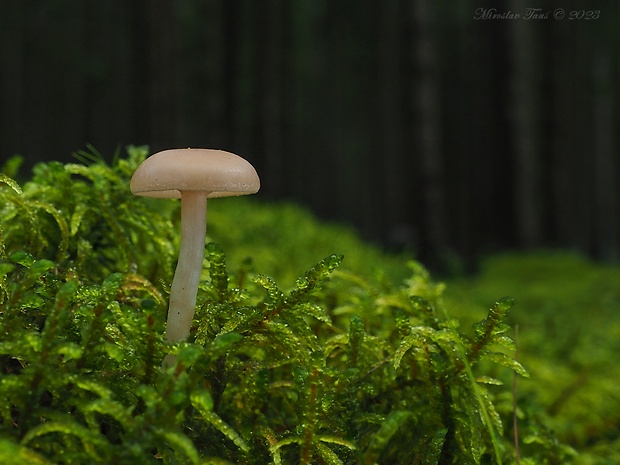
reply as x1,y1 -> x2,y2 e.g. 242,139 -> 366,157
444,252 -> 620,464
0,147 -> 579,463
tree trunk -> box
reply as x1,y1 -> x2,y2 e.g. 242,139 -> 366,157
378,0 -> 407,246
257,0 -> 286,196
0,1 -> 25,160
411,0 -> 447,261
510,0 -> 543,247
551,20 -> 593,252
592,48 -> 617,260
146,0 -> 181,150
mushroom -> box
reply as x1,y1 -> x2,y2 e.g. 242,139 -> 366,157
130,149 -> 260,363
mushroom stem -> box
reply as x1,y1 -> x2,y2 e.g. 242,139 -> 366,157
166,190 -> 208,343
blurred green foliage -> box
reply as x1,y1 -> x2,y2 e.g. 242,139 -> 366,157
206,196 -> 411,288
0,146 -> 602,463
444,253 -> 620,464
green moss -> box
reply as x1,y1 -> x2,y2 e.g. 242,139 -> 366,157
0,148 -> 576,463
443,252 -> 620,464
206,196 -> 410,287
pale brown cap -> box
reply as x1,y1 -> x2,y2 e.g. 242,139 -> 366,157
130,149 -> 260,199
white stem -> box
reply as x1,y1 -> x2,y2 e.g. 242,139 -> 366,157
166,191 -> 208,343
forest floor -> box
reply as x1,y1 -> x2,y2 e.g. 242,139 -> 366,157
442,251 -> 620,463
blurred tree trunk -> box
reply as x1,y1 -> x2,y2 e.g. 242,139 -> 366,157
510,0 -> 543,247
592,48 -> 617,260
127,0 -> 180,150
411,0 -> 447,260
257,0 -> 286,196
83,3 -> 134,151
378,0 -> 407,245
551,21 -> 593,252
177,0 -> 230,149
327,0 -> 376,227
145,0 -> 181,149
129,0 -> 152,146
289,0 -> 332,211
441,5 -> 475,268
234,0 -> 262,156
0,2 -> 25,160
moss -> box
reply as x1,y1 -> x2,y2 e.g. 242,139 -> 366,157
444,252 -> 620,464
0,147 -> 576,463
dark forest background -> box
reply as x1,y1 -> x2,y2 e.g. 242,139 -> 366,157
1,0 -> 619,271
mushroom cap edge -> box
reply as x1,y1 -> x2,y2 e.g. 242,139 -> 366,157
130,148 -> 260,199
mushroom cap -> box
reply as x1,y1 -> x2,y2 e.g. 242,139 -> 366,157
130,149 -> 260,199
